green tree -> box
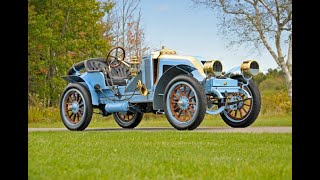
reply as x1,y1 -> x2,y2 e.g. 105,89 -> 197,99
252,72 -> 266,87
28,0 -> 113,107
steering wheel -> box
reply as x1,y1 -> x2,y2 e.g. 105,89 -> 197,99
106,46 -> 126,68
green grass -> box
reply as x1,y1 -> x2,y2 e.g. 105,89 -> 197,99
28,112 -> 292,128
28,131 -> 292,179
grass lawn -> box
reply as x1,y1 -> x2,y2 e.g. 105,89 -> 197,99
28,112 -> 292,128
28,131 -> 291,179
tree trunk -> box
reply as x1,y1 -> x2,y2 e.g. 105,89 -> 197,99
278,57 -> 292,99
286,33 -> 292,98
48,47 -> 55,107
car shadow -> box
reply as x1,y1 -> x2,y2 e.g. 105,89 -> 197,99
84,127 -> 232,132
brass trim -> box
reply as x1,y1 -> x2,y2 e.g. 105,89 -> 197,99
137,80 -> 148,96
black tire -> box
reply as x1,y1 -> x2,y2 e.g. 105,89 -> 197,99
59,83 -> 93,131
163,74 -> 206,130
220,75 -> 261,127
113,112 -> 143,128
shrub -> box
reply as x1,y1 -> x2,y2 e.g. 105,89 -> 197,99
260,90 -> 292,115
259,77 -> 287,92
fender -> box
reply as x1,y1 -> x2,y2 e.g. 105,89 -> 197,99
62,72 -> 107,105
153,65 -> 204,110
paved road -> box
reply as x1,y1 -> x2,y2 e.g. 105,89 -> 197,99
28,126 -> 292,133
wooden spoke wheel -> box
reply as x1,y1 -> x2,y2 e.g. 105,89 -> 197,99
60,83 -> 93,131
113,111 -> 144,128
220,75 -> 261,127
164,75 -> 206,130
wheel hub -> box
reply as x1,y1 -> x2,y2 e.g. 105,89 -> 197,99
71,102 -> 79,113
177,96 -> 189,110
229,95 -> 243,110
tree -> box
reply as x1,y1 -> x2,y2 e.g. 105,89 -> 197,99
28,0 -> 113,106
192,0 -> 292,98
106,0 -> 149,61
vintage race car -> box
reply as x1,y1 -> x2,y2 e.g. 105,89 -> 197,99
60,46 -> 261,131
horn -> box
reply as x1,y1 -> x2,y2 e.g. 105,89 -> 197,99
137,80 -> 148,96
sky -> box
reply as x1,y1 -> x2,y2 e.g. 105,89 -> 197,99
138,0 -> 279,73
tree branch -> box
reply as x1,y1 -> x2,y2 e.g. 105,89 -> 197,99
258,0 -> 277,19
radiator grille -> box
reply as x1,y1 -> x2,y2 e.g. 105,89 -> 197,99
144,58 -> 152,90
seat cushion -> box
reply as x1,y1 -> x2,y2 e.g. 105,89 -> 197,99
84,58 -> 130,86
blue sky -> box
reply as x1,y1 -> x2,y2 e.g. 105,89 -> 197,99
139,0 -> 279,72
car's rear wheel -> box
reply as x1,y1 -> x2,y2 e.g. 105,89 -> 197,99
60,83 -> 93,131
113,111 -> 143,128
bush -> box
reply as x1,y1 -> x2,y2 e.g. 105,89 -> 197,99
260,90 -> 292,115
28,106 -> 60,123
259,77 -> 287,92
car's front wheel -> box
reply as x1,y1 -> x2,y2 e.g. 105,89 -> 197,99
220,75 -> 261,127
164,74 -> 206,130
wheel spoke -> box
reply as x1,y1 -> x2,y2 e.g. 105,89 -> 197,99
171,99 -> 178,104
184,110 -> 187,121
227,109 -> 233,115
239,109 -> 243,118
173,92 -> 180,99
173,106 -> 180,111
187,88 -> 191,97
177,109 -> 183,118
186,109 -> 192,119
177,86 -> 183,97
69,113 -> 74,119
77,97 -> 82,103
241,107 -> 248,114
183,85 -> 186,96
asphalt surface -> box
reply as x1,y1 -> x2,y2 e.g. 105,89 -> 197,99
28,126 -> 292,133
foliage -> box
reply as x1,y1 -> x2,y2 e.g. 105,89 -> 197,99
259,77 -> 287,92
252,72 -> 266,87
29,132 -> 291,179
260,90 -> 291,115
28,0 -> 113,107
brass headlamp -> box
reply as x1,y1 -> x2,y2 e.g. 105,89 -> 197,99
240,60 -> 259,78
203,60 -> 223,77
129,56 -> 139,77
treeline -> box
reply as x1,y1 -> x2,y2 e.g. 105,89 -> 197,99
28,0 -> 146,107
253,68 -> 291,114
253,68 -> 288,92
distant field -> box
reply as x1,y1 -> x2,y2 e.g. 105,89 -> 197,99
28,131 -> 291,179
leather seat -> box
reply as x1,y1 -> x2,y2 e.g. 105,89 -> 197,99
84,58 -> 130,86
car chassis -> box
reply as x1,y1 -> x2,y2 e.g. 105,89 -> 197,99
60,46 -> 261,130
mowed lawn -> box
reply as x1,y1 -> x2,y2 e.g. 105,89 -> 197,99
28,131 -> 292,179
28,113 -> 292,128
